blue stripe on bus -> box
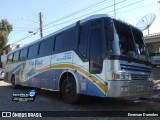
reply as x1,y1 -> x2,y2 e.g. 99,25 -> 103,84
19,68 -> 106,97
121,64 -> 152,73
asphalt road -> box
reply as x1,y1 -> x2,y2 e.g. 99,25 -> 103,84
0,81 -> 160,120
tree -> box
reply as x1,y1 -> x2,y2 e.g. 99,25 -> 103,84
0,19 -> 13,53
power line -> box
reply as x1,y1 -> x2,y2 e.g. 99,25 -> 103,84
11,29 -> 39,44
42,0 -> 81,23
43,0 -> 111,28
9,12 -> 41,44
14,27 -> 37,29
43,0 -> 144,31
8,0 -> 122,44
116,2 -> 156,14
11,30 -> 32,32
43,26 -> 63,34
108,0 -> 144,13
43,0 -> 129,30
11,0 -> 145,44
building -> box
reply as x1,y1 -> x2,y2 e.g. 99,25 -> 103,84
0,44 -> 22,68
145,33 -> 160,54
144,33 -> 160,80
2,44 -> 21,55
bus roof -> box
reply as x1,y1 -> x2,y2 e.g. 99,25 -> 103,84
8,14 -> 139,54
8,14 -> 110,54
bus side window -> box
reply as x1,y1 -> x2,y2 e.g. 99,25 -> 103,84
55,34 -> 63,51
20,48 -> 28,60
39,37 -> 54,57
24,48 -> 28,60
45,37 -> 54,55
55,28 -> 75,52
20,50 -> 23,60
7,54 -> 13,63
12,53 -> 16,62
39,41 -> 45,57
78,24 -> 88,58
28,46 -> 33,59
13,51 -> 20,62
63,28 -> 75,50
28,44 -> 39,59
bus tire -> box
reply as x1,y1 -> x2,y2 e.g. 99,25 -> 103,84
61,77 -> 80,104
11,76 -> 18,89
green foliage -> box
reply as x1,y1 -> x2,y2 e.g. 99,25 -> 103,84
0,19 -> 13,53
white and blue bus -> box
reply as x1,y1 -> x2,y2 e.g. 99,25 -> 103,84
4,14 -> 153,104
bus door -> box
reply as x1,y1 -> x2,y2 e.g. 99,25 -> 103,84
75,20 -> 106,96
88,20 -> 106,96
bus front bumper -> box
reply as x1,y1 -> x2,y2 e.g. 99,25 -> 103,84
108,80 -> 153,98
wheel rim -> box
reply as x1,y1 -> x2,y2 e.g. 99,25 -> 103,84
12,77 -> 15,86
65,82 -> 75,97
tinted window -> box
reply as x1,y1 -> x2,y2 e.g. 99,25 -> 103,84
7,54 -> 13,63
39,37 -> 54,57
13,51 -> 20,62
28,43 -> 39,59
20,48 -> 28,60
78,24 -> 88,58
39,41 -> 45,56
28,46 -> 33,59
55,34 -> 63,51
55,28 -> 75,51
45,37 -> 54,55
13,53 -> 16,62
63,29 -> 75,49
89,27 -> 103,74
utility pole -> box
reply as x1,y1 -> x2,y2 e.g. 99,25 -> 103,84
158,1 -> 160,13
114,0 -> 116,18
39,12 -> 43,38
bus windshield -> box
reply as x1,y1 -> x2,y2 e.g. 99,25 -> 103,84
109,19 -> 150,63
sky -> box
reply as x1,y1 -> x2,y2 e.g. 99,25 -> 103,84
0,0 -> 159,45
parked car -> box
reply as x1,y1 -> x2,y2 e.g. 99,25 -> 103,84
153,80 -> 160,90
0,68 -> 5,79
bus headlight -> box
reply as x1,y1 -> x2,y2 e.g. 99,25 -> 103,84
112,73 -> 121,80
112,73 -> 131,80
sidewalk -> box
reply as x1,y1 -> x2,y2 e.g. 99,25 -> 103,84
0,81 -> 11,86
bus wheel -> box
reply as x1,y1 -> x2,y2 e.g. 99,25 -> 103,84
61,77 -> 80,104
11,76 -> 18,89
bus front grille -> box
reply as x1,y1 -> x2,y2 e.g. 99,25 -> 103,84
131,74 -> 148,80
